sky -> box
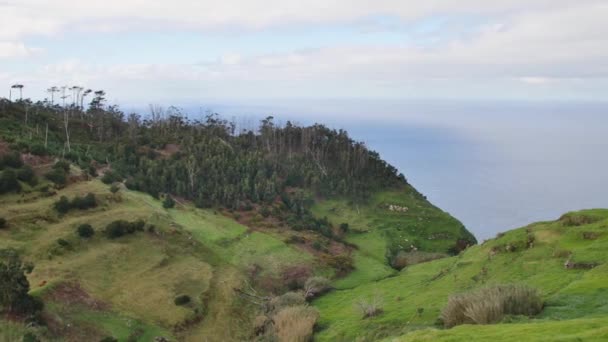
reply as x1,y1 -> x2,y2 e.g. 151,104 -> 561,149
1,0 -> 608,106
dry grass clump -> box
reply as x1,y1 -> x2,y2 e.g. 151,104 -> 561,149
270,291 -> 306,312
355,292 -> 384,319
273,305 -> 319,342
441,284 -> 543,328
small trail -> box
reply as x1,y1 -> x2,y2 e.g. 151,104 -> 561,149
184,266 -> 248,342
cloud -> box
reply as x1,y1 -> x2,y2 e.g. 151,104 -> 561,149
0,41 -> 41,58
0,0 -> 598,38
2,1 -> 607,101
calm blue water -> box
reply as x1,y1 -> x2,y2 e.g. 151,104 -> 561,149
141,100 -> 608,240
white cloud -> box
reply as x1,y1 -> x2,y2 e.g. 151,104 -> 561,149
0,0 -> 598,38
0,41 -> 41,58
2,0 -> 607,101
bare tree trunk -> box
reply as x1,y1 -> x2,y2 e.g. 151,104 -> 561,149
64,109 -> 71,152
45,123 -> 48,148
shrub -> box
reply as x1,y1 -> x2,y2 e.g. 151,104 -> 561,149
270,292 -> 306,312
356,293 -> 384,318
0,169 -> 21,194
560,213 -> 601,227
0,152 -> 23,169
174,295 -> 191,306
54,194 -> 96,213
105,220 -> 145,239
16,165 -> 36,185
260,206 -> 271,218
339,223 -> 350,233
56,238 -> 71,248
54,196 -> 71,214
53,160 -> 71,172
321,254 -> 354,276
87,164 -> 98,177
440,284 -> 543,328
29,144 -> 47,156
304,276 -> 331,299
110,183 -> 120,194
390,251 -> 447,271
99,338 -> 118,342
163,196 -> 175,209
44,168 -> 67,186
101,170 -> 122,184
0,217 -> 7,229
77,224 -> 95,238
281,265 -> 312,290
70,193 -> 97,210
273,305 -> 319,342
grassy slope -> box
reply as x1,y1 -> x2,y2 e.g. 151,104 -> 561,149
313,209 -> 608,341
0,178 -> 314,341
312,185 -> 473,289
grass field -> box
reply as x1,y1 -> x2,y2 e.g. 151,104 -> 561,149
312,209 -> 608,341
0,178 -> 319,341
312,185 -> 474,289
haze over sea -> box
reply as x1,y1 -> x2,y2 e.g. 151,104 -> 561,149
162,99 -> 607,241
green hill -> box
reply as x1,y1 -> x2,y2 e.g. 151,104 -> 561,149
312,209 -> 608,341
0,98 -> 475,341
1,98 -> 605,342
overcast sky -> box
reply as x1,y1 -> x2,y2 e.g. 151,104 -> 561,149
1,0 -> 607,105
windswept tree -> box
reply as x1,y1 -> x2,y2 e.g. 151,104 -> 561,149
47,86 -> 60,105
10,84 -> 23,101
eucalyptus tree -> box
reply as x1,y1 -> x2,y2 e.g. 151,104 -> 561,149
47,86 -> 60,105
9,84 -> 23,101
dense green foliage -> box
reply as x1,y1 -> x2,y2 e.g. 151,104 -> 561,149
1,98 -> 405,211
53,193 -> 96,214
77,224 -> 95,238
0,249 -> 42,315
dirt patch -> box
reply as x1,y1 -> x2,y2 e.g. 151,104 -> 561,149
22,153 -> 54,167
43,311 -> 107,342
44,282 -> 109,311
157,143 -> 181,158
0,140 -> 10,156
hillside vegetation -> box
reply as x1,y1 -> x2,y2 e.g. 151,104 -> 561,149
0,96 -> 475,341
2,96 -> 605,342
312,209 -> 608,341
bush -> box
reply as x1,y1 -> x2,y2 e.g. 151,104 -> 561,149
174,295 -> 191,306
77,224 -> 95,238
54,193 -> 96,213
273,305 -> 319,342
0,152 -> 23,169
99,338 -> 118,342
0,169 -> 21,194
101,170 -> 122,184
54,196 -> 71,214
0,217 -> 6,229
321,254 -> 354,276
440,284 -> 543,328
53,160 -> 71,173
110,183 -> 120,194
270,292 -> 306,312
44,168 -> 67,186
29,144 -> 47,156
16,165 -> 36,185
163,196 -> 176,209
390,251 -> 447,271
304,276 -> 331,299
71,193 -> 97,210
356,293 -> 384,318
339,223 -> 350,233
56,238 -> 71,248
105,220 -> 145,239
